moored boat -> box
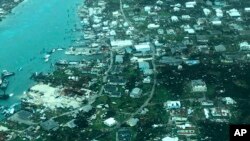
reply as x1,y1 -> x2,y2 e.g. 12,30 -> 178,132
1,70 -> 15,78
0,79 -> 9,89
0,94 -> 9,100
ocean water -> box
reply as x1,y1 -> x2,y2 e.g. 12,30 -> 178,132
0,0 -> 82,106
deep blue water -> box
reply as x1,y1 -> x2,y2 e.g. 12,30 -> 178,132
0,0 -> 82,106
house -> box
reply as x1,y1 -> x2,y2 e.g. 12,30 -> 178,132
104,117 -> 117,127
182,15 -> 191,20
110,92 -> 122,98
164,101 -> 181,109
159,56 -> 183,66
40,119 -> 59,131
115,55 -> 124,63
245,7 -> 250,12
138,61 -> 153,75
239,41 -> 250,51
222,97 -> 237,105
207,107 -> 231,122
211,20 -> 222,26
185,1 -> 197,8
104,84 -> 118,94
116,128 -> 132,141
214,44 -> 226,52
143,76 -> 151,83
138,61 -> 150,70
134,42 -> 151,52
147,23 -> 160,29
171,116 -> 188,125
191,79 -> 207,92
196,35 -> 209,43
8,110 -> 33,125
177,123 -> 197,136
108,76 -> 126,85
227,9 -> 241,17
130,88 -> 142,98
171,16 -> 179,22
215,9 -> 223,17
171,43 -> 187,55
184,60 -> 200,66
162,136 -> 178,141
201,100 -> 214,107
111,66 -> 124,74
126,118 -> 139,127
111,40 -> 133,48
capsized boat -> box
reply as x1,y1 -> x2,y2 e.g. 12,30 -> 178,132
1,70 -> 15,78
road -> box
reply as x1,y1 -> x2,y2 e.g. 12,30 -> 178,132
104,0 -> 158,131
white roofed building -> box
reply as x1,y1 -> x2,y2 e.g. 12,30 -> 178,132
227,9 -> 241,17
164,101 -> 181,110
111,40 -> 133,49
147,23 -> 160,29
191,79 -> 207,92
134,42 -> 151,52
185,1 -> 196,8
162,136 -> 179,141
130,88 -> 142,98
104,117 -> 117,127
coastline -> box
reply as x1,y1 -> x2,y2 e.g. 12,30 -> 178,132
0,0 -> 24,21
0,0 -> 84,117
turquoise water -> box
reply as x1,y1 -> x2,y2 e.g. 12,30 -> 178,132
0,0 -> 82,106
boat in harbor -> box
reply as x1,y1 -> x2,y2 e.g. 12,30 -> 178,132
56,59 -> 68,65
1,70 -> 15,78
0,94 -> 9,100
0,79 -> 9,90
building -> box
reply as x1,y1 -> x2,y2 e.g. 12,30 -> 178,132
108,76 -> 126,85
196,35 -> 209,43
204,107 -> 231,122
116,128 -> 132,141
222,97 -> 237,105
159,56 -> 183,66
111,40 -> 133,48
104,84 -> 118,94
147,23 -> 160,29
138,61 -> 150,70
239,41 -> 250,51
171,116 -> 188,125
214,44 -> 226,52
104,117 -> 117,127
115,55 -> 124,63
134,42 -> 151,52
162,136 -> 178,141
130,88 -> 142,98
143,76 -> 151,83
164,101 -> 181,109
191,79 -> 207,92
40,119 -> 59,131
177,123 -> 197,137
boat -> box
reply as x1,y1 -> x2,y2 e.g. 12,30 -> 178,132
1,70 -> 15,78
56,60 -> 68,65
0,79 -> 9,89
0,94 -> 9,100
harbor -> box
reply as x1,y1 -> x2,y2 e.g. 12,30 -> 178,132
0,0 -> 83,107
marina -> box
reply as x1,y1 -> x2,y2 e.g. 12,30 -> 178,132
0,0 -> 83,107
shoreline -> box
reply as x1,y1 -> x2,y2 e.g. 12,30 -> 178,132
0,0 -> 85,116
0,0 -> 24,22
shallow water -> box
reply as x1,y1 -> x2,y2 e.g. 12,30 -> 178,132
0,0 -> 82,106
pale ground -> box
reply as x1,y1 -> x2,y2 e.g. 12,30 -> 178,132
25,84 -> 85,110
